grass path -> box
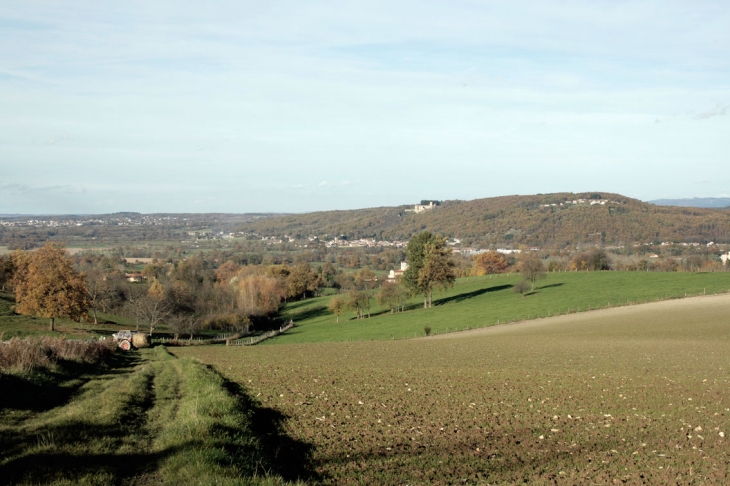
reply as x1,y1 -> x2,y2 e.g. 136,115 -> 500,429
0,347 -> 309,485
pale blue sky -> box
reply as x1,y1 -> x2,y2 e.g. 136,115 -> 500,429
1,1 -> 728,214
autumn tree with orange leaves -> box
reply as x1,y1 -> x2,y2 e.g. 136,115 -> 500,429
11,243 -> 90,331
472,250 -> 508,276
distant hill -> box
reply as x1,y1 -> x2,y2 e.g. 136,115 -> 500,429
648,198 -> 730,209
238,192 -> 730,248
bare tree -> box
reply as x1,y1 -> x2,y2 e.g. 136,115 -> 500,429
518,254 -> 547,291
167,313 -> 200,341
136,295 -> 171,336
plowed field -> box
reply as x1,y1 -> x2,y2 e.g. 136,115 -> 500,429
174,294 -> 730,484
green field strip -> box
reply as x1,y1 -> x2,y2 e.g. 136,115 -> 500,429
273,271 -> 730,344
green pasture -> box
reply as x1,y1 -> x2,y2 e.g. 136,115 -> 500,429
0,291 -> 134,340
276,271 -> 730,344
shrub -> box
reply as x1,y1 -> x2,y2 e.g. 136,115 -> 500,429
203,313 -> 252,333
0,337 -> 116,374
424,326 -> 432,336
513,281 -> 530,297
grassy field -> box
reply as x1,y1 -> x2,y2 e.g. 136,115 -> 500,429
0,290 -> 134,340
174,294 -> 730,484
277,271 -> 730,344
0,346 -> 306,485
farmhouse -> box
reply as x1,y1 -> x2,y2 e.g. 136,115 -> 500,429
124,273 -> 146,282
386,261 -> 409,282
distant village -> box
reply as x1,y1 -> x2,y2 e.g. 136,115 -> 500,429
540,198 -> 623,208
0,214 -> 186,228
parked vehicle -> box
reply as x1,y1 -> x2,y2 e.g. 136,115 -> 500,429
112,330 -> 134,350
111,330 -> 149,350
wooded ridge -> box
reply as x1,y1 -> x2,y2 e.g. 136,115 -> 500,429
237,192 -> 730,248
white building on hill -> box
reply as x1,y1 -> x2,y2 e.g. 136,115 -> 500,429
406,201 -> 436,213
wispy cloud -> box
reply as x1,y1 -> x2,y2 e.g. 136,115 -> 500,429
1,1 -> 729,213
0,181 -> 85,194
694,103 -> 728,120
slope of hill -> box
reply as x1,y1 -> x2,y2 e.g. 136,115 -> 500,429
238,192 -> 730,248
649,197 -> 730,208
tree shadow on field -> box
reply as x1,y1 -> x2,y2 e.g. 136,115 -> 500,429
0,353 -> 170,485
0,421 -> 185,485
522,282 -> 564,297
288,305 -> 330,323
284,299 -> 321,311
538,283 -> 565,290
216,370 -> 321,483
0,350 -> 143,414
434,285 -> 513,306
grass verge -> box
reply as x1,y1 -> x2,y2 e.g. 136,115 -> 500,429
0,346 -> 311,485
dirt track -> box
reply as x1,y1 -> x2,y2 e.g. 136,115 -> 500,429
429,291 -> 730,339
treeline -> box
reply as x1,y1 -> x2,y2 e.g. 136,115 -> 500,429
0,244 -> 419,338
77,255 -> 348,337
471,248 -> 727,275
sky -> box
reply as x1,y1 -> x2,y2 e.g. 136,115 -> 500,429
1,1 -> 728,214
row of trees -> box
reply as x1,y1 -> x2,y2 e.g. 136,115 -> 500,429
4,241 -> 426,336
2,243 -> 333,336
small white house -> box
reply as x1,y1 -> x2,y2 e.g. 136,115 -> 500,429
386,262 -> 409,282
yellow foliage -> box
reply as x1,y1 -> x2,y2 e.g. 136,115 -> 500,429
10,243 -> 90,330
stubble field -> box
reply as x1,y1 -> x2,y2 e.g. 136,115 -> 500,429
174,294 -> 730,485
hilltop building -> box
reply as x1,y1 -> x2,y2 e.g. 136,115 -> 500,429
406,201 -> 436,213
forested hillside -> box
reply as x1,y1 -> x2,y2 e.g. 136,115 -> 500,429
238,192 -> 730,248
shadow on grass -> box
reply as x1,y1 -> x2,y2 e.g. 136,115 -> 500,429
283,298 -> 324,312
0,351 -> 144,414
0,421 -> 191,484
539,283 -> 565,290
288,305 -> 330,323
434,284 -> 513,306
0,354 -> 163,485
218,371 -> 321,483
1,353 -> 317,484
520,282 -> 565,297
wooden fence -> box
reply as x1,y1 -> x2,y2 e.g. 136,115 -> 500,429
151,336 -> 208,345
227,321 -> 295,346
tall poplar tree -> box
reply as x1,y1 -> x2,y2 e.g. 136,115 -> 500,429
403,232 -> 455,308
